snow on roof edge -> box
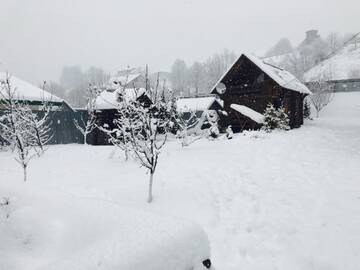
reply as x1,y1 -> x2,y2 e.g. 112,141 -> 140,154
230,104 -> 265,124
211,53 -> 311,95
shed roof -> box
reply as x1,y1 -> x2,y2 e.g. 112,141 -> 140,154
212,54 -> 311,95
176,96 -> 223,112
0,72 -> 63,104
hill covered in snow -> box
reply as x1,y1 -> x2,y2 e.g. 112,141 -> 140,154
304,41 -> 360,81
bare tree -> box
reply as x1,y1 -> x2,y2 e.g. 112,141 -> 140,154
308,81 -> 334,117
103,71 -> 173,203
0,76 -> 38,181
74,83 -> 99,145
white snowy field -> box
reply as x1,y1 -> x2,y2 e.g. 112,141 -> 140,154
1,92 -> 360,270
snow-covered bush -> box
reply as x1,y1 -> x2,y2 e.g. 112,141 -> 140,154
262,104 -> 290,132
226,125 -> 233,139
206,110 -> 219,139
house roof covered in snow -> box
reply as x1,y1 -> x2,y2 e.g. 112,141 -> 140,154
230,104 -> 265,124
176,96 -> 223,112
304,42 -> 360,82
94,87 -> 148,110
0,72 -> 63,104
211,53 -> 311,95
108,73 -> 143,88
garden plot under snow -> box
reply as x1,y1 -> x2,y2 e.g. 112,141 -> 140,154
1,92 -> 360,270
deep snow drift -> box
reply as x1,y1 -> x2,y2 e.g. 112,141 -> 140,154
1,92 -> 360,269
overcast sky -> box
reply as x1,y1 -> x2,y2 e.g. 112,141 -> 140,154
0,0 -> 359,84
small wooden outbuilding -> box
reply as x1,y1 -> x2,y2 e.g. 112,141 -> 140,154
211,54 -> 311,132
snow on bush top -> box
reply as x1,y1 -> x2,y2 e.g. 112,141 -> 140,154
176,96 -> 222,112
245,54 -> 312,94
230,104 -> 265,124
94,87 -> 147,110
304,42 -> 360,81
0,73 -> 63,103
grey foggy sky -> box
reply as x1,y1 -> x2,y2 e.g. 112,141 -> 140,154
0,0 -> 359,84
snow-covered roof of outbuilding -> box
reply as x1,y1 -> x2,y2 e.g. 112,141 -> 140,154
212,54 -> 311,95
0,72 -> 63,103
230,104 -> 265,124
94,87 -> 147,110
176,96 -> 223,112
108,73 -> 142,88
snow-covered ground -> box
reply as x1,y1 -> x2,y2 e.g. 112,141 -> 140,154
1,92 -> 360,270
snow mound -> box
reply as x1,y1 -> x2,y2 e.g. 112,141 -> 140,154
230,104 -> 265,124
0,72 -> 63,103
0,185 -> 210,270
304,42 -> 360,81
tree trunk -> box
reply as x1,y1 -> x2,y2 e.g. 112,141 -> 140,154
84,133 -> 87,145
147,171 -> 154,203
23,164 -> 27,182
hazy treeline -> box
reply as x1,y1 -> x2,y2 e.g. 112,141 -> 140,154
46,66 -> 110,107
170,49 -> 237,97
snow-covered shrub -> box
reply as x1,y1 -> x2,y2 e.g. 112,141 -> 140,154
206,110 -> 220,139
226,125 -> 233,139
262,104 -> 290,132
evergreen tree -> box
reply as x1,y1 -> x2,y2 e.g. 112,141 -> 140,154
262,104 -> 290,132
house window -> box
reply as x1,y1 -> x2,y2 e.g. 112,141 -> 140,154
273,97 -> 283,109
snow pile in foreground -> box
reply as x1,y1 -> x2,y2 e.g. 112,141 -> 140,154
0,185 -> 210,270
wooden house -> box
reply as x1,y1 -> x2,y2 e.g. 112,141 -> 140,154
211,54 -> 311,132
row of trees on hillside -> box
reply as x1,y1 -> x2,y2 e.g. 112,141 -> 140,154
170,49 -> 237,97
265,32 -> 358,79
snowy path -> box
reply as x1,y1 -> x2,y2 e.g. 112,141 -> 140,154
1,92 -> 360,269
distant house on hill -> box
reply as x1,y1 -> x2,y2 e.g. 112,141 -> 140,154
304,40 -> 360,92
91,87 -> 152,145
211,54 -> 311,132
108,68 -> 145,89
